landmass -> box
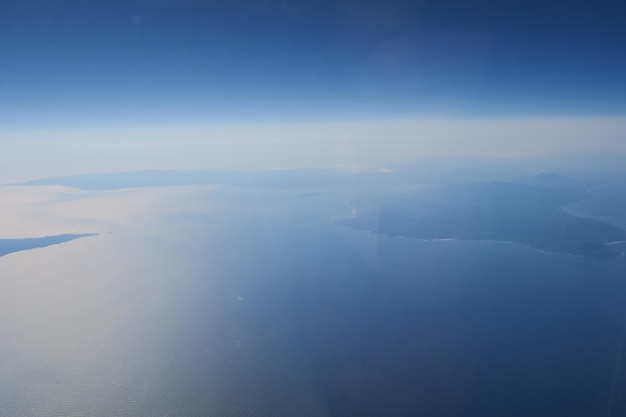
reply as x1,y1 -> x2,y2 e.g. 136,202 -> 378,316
14,169 -> 625,258
0,234 -> 97,258
338,176 -> 626,258
13,169 -> 386,191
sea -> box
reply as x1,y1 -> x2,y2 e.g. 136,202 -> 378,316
1,185 -> 626,417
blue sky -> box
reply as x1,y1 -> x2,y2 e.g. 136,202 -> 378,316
3,0 -> 626,129
2,0 -> 626,176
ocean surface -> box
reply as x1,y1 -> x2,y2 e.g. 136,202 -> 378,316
1,186 -> 626,416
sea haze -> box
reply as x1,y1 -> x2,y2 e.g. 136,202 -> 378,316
4,0 -> 626,415
1,165 -> 626,416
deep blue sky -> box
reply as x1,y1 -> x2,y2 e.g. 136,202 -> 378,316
2,0 -> 626,128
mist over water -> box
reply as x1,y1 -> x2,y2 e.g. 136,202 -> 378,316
1,184 -> 626,416
3,0 -> 626,415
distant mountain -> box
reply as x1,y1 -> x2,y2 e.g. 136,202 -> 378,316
519,172 -> 596,190
13,169 -> 397,191
339,180 -> 625,258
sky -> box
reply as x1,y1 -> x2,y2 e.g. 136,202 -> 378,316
2,0 -> 626,169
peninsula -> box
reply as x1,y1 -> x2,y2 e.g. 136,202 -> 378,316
339,179 -> 625,258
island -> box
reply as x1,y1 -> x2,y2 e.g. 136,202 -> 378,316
0,234 -> 97,258
338,177 -> 626,258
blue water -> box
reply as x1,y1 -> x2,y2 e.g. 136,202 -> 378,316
2,188 -> 626,416
149,190 -> 626,417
